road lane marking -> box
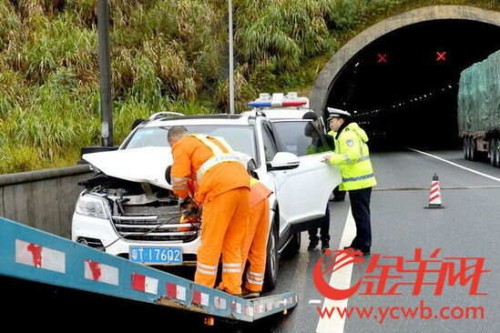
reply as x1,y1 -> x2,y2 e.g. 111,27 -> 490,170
309,299 -> 322,304
410,149 -> 500,182
316,208 -> 356,333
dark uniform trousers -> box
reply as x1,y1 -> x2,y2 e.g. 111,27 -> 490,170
348,187 -> 372,248
333,186 -> 345,200
308,205 -> 330,245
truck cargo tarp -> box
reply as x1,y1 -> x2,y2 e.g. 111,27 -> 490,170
458,49 -> 500,133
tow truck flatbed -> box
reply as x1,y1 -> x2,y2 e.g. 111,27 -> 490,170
0,217 -> 297,323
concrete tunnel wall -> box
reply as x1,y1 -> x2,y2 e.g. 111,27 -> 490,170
310,5 -> 500,118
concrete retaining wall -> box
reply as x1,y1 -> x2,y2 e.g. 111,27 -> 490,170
0,165 -> 92,239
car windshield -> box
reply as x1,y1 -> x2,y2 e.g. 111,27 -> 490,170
123,125 -> 257,160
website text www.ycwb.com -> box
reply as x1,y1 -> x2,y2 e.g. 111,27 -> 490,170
317,300 -> 485,324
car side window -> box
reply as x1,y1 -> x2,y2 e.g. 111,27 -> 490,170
261,123 -> 278,162
270,121 -> 301,155
271,121 -> 331,156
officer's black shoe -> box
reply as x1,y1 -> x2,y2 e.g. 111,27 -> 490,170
321,242 -> 330,252
308,240 -> 318,251
359,247 -> 371,256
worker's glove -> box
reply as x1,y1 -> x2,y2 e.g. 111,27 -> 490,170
179,197 -> 193,211
182,205 -> 201,218
183,203 -> 201,219
179,198 -> 201,218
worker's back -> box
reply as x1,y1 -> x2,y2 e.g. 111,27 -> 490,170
171,135 -> 249,203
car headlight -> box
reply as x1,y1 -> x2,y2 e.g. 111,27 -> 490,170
75,195 -> 109,219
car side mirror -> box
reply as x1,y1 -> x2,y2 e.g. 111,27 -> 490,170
247,158 -> 257,171
267,152 -> 300,171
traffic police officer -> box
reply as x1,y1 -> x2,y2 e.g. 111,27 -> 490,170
323,108 -> 377,255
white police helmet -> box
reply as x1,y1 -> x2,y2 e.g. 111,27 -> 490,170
326,107 -> 352,121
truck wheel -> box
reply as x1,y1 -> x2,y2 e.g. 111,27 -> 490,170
463,137 -> 470,160
489,139 -> 496,166
263,219 -> 279,291
494,138 -> 500,168
469,138 -> 477,161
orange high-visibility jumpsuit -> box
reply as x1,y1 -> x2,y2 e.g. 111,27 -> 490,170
242,177 -> 273,293
171,134 -> 250,295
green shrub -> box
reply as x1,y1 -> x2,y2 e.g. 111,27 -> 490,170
1,0 -> 498,172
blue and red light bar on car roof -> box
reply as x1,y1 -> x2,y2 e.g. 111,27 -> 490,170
247,92 -> 310,108
247,100 -> 308,108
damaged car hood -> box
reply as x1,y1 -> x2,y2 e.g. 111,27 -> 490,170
82,147 -> 173,189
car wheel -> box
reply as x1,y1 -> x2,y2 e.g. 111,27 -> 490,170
263,219 -> 279,291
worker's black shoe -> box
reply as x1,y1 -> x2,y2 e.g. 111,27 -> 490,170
216,285 -> 242,297
343,246 -> 370,256
307,240 -> 318,251
321,242 -> 330,252
242,288 -> 260,299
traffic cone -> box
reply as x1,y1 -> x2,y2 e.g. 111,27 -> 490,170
425,173 -> 444,209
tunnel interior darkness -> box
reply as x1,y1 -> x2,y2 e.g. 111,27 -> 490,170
327,19 -> 500,151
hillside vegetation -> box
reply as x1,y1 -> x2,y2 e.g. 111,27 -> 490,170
0,0 -> 498,173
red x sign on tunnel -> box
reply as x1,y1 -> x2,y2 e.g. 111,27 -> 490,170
436,51 -> 447,62
376,53 -> 387,64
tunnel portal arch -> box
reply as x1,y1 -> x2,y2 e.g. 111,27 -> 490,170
310,5 -> 500,119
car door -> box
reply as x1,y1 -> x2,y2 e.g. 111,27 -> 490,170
268,119 -> 342,225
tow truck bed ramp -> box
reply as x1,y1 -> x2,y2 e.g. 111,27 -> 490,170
0,217 -> 297,322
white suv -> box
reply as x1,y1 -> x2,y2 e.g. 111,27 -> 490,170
72,94 -> 340,290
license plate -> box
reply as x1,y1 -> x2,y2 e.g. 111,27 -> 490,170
129,246 -> 183,264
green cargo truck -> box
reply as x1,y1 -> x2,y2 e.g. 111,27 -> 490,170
458,49 -> 500,167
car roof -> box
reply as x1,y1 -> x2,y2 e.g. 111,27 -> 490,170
242,108 -> 314,120
134,106 -> 316,133
138,109 -> 314,128
139,113 -> 253,128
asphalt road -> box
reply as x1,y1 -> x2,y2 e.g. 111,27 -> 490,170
3,149 -> 499,332
271,149 -> 500,333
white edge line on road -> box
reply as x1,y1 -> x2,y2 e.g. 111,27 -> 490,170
316,208 -> 356,333
309,300 -> 322,304
409,148 -> 500,183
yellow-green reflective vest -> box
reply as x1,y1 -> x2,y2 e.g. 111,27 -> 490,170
327,123 -> 376,191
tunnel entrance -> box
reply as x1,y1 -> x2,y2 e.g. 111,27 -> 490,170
311,6 -> 500,152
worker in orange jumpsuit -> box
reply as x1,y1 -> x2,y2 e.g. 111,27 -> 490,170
168,163 -> 272,298
168,126 -> 250,296
241,177 -> 273,298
